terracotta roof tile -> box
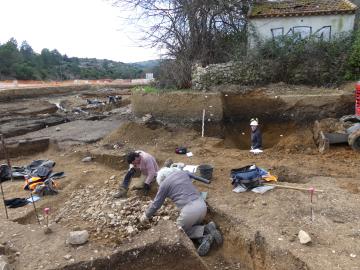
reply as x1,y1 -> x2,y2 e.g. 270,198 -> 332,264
249,0 -> 358,18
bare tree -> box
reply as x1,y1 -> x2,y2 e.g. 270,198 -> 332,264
111,0 -> 250,88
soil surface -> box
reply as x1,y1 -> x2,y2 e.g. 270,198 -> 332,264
0,83 -> 359,270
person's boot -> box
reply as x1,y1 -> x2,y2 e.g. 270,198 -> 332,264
143,183 -> 150,196
204,221 -> 223,246
113,186 -> 128,199
197,234 -> 213,256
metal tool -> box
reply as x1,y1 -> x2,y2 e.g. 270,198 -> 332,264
25,175 -> 41,225
188,172 -> 210,184
0,172 -> 9,219
0,134 -> 9,219
309,187 -> 315,222
0,134 -> 13,182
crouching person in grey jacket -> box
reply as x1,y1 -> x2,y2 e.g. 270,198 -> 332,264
140,167 -> 222,256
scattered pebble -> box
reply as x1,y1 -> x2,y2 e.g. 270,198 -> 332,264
63,254 -> 72,260
56,189 -> 178,241
82,157 -> 92,162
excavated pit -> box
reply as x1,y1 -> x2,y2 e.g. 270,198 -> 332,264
195,121 -> 298,150
13,198 -> 312,270
1,86 -> 359,270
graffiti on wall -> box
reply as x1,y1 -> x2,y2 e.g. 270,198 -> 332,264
271,26 -> 332,40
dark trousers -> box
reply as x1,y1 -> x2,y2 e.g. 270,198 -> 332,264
121,168 -> 136,189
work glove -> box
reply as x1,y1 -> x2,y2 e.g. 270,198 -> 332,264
140,213 -> 149,224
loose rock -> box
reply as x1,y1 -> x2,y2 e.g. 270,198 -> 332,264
298,230 -> 312,244
63,254 -> 72,260
0,255 -> 11,270
68,230 -> 89,245
82,157 -> 92,162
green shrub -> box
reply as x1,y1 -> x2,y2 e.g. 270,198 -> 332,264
133,86 -> 161,93
253,33 -> 353,86
346,30 -> 360,80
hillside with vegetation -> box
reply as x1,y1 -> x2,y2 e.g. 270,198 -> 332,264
0,38 -> 158,81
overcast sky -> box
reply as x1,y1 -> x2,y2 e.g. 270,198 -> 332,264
0,0 -> 159,63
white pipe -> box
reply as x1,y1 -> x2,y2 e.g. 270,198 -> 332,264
202,109 -> 205,137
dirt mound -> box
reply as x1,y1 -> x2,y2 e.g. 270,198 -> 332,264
273,128 -> 316,153
315,118 -> 346,133
270,165 -> 312,183
102,122 -> 172,147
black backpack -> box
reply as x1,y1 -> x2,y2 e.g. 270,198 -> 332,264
0,164 -> 11,182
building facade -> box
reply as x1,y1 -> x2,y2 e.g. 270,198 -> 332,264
248,0 -> 358,47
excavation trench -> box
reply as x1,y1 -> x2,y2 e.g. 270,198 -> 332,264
202,209 -> 309,270
15,201 -> 308,270
3,90 -> 356,269
194,121 -> 298,150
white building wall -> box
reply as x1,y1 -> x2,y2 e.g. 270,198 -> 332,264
145,73 -> 154,80
249,14 -> 356,47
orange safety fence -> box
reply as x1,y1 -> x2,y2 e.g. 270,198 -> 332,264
0,78 -> 152,89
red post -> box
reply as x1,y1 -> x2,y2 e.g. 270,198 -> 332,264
356,82 -> 360,116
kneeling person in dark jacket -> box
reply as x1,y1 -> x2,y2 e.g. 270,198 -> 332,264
140,168 -> 222,256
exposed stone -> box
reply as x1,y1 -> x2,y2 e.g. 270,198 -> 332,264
126,226 -> 135,235
191,60 -> 273,90
110,175 -> 116,180
68,230 -> 89,245
57,186 -> 178,241
63,254 -> 72,260
82,156 -> 92,162
298,230 -> 312,244
0,255 -> 11,270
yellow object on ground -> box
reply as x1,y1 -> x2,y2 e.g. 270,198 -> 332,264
262,174 -> 278,182
24,177 -> 44,190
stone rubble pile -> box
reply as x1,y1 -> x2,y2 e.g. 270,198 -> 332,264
191,60 -> 273,90
55,184 -> 178,240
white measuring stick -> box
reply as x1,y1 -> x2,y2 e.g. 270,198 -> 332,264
202,109 -> 205,137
